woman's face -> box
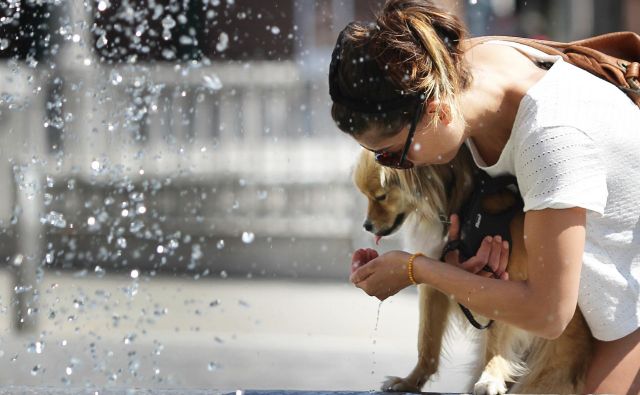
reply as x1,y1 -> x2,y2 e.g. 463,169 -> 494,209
355,102 -> 467,167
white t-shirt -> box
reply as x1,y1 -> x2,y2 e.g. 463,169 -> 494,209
465,41 -> 640,341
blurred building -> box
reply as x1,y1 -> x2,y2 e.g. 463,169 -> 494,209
0,0 -> 638,332
463,0 -> 639,39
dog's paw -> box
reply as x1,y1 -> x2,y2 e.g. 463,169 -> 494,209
473,372 -> 507,395
381,376 -> 421,393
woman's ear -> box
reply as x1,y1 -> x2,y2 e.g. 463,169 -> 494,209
426,101 -> 453,125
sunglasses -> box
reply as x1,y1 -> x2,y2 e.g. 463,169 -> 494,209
373,98 -> 426,169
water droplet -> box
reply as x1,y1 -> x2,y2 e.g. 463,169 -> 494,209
66,366 -> 73,375
179,35 -> 193,45
96,34 -> 108,48
27,341 -> 44,354
30,365 -> 41,376
0,39 -> 10,51
241,232 -> 255,244
97,0 -> 110,11
130,220 -> 144,233
208,362 -> 220,372
13,285 -> 33,295
94,265 -> 105,277
123,334 -> 136,344
156,245 -> 165,254
257,190 -> 268,200
216,239 -> 225,250
270,26 -> 280,35
191,244 -> 203,260
41,211 -> 67,228
161,15 -> 176,30
130,269 -> 139,279
117,237 -> 127,249
87,216 -> 96,226
203,75 -> 223,91
13,255 -> 23,266
216,32 -> 229,52
110,70 -> 123,86
153,341 -> 165,356
161,48 -> 175,59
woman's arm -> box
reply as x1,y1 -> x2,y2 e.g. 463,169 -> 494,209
351,207 -> 586,339
418,207 -> 585,338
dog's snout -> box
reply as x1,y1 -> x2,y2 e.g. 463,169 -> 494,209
363,220 -> 373,232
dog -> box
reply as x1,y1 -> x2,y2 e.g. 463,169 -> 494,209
352,144 -> 594,394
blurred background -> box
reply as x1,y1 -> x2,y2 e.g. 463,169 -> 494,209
0,0 -> 637,392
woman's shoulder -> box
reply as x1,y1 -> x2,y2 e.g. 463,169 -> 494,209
517,59 -> 639,135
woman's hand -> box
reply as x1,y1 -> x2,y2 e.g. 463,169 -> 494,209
351,248 -> 378,273
444,214 -> 510,280
350,249 -> 412,301
349,214 -> 510,301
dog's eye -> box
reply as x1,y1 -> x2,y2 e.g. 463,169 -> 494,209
375,194 -> 387,201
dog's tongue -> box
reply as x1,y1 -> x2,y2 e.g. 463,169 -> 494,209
374,236 -> 382,245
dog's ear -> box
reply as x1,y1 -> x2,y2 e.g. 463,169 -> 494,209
379,167 -> 400,188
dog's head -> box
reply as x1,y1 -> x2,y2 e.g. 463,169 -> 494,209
353,145 -> 476,242
353,150 -> 413,241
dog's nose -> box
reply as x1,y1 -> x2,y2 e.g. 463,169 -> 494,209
363,220 -> 373,232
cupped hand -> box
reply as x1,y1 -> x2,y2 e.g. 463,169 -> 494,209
349,250 -> 413,301
351,248 -> 379,273
444,214 -> 510,280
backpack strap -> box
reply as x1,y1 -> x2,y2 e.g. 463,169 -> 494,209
468,33 -> 640,107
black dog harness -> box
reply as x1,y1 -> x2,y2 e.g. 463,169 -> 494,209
439,171 -> 524,330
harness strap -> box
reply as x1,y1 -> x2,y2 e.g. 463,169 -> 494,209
459,304 -> 494,330
440,240 -> 496,330
439,171 -> 523,331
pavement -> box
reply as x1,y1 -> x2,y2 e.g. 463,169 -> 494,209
0,270 -> 483,393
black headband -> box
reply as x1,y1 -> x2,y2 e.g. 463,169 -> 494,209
328,29 -> 425,114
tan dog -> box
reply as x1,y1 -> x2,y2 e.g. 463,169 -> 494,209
352,145 -> 594,394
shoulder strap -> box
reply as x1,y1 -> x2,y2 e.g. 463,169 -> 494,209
469,33 -> 640,107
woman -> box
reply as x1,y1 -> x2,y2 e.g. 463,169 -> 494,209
329,0 -> 640,393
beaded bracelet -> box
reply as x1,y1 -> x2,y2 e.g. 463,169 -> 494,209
407,252 -> 424,285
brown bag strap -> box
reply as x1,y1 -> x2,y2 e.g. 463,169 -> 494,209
468,33 -> 640,107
